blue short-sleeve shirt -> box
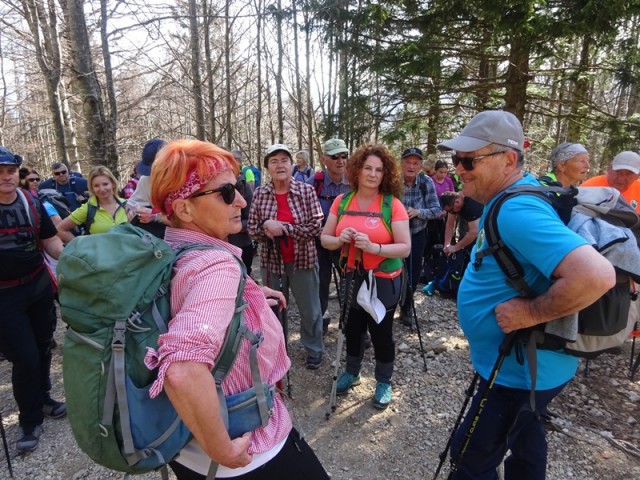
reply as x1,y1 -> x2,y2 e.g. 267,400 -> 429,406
457,175 -> 587,390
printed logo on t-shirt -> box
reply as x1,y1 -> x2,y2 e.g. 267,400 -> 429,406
364,217 -> 380,229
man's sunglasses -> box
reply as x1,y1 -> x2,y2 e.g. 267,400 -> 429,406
53,170 -> 68,176
27,177 -> 41,182
330,153 -> 348,160
451,151 -> 507,171
189,182 -> 242,204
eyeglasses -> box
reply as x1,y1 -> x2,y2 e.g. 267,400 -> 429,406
189,182 -> 242,204
451,151 -> 507,171
27,177 -> 40,182
53,170 -> 68,176
330,153 -> 348,160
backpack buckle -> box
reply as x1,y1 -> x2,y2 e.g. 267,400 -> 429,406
112,322 -> 126,350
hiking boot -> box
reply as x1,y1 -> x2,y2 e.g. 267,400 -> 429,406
16,424 -> 43,452
336,372 -> 361,396
42,398 -> 66,419
306,355 -> 322,370
372,382 -> 392,410
400,310 -> 415,328
422,281 -> 435,296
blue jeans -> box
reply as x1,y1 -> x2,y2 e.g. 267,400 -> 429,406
450,378 -> 568,480
262,264 -> 324,359
0,269 -> 57,429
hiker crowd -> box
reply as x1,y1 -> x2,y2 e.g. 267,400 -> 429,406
2,110 -> 640,480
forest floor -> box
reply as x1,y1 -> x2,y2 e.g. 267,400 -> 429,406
1,269 -> 640,480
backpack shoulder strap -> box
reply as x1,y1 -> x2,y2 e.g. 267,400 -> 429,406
85,202 -> 98,234
337,191 -> 355,219
380,193 -> 393,235
313,171 -> 326,197
17,189 -> 40,232
474,186 -> 562,298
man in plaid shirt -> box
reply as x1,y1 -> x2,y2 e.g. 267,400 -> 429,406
399,147 -> 442,327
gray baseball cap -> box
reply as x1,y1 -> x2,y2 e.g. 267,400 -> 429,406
438,110 -> 525,153
324,138 -> 349,156
612,151 -> 640,174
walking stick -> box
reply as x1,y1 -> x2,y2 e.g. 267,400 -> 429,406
0,410 -> 13,478
445,332 -> 517,480
332,264 -> 342,309
406,254 -> 428,371
433,373 -> 479,480
267,237 -> 292,398
326,250 -> 361,419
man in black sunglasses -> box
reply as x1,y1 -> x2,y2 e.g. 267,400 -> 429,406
436,110 -> 616,480
39,162 -> 88,210
310,138 -> 351,333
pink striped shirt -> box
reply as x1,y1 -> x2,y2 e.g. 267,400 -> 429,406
145,227 -> 292,454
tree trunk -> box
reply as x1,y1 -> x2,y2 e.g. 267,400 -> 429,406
99,0 -> 119,177
21,0 -> 69,164
304,5 -> 314,164
225,0 -> 232,148
292,0 -> 302,149
203,0 -> 216,142
275,0 -> 284,141
255,0 -> 263,161
504,34 -> 531,121
189,0 -> 205,140
64,0 -> 108,167
567,35 -> 592,140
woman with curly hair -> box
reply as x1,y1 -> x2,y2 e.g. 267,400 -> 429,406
320,143 -> 410,410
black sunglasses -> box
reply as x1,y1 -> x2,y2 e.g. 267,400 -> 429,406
189,182 -> 242,204
451,151 -> 507,171
27,177 -> 41,182
330,153 -> 348,160
53,170 -> 68,176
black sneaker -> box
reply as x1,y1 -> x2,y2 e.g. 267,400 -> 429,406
400,310 -> 415,328
306,355 -> 322,370
16,424 -> 43,452
42,398 -> 66,419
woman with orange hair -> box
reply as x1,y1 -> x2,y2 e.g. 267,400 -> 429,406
145,140 -> 328,480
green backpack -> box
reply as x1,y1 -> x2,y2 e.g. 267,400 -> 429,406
58,223 -> 273,478
337,191 -> 403,272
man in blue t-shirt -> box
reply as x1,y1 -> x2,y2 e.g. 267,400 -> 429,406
39,162 -> 88,210
438,110 -> 615,480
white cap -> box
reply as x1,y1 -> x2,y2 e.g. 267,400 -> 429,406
612,151 -> 640,174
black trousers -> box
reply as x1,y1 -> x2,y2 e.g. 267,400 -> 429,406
0,269 -> 56,429
169,429 -> 329,480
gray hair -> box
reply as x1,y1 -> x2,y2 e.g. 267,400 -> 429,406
549,142 -> 588,170
295,150 -> 309,163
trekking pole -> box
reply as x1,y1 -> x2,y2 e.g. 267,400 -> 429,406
326,249 -> 361,420
445,332 -> 518,480
267,237 -> 292,398
432,373 -> 479,480
0,410 -> 13,478
332,264 -> 342,309
406,254 -> 428,371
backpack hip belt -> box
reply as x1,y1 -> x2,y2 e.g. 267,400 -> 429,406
0,264 -> 45,289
